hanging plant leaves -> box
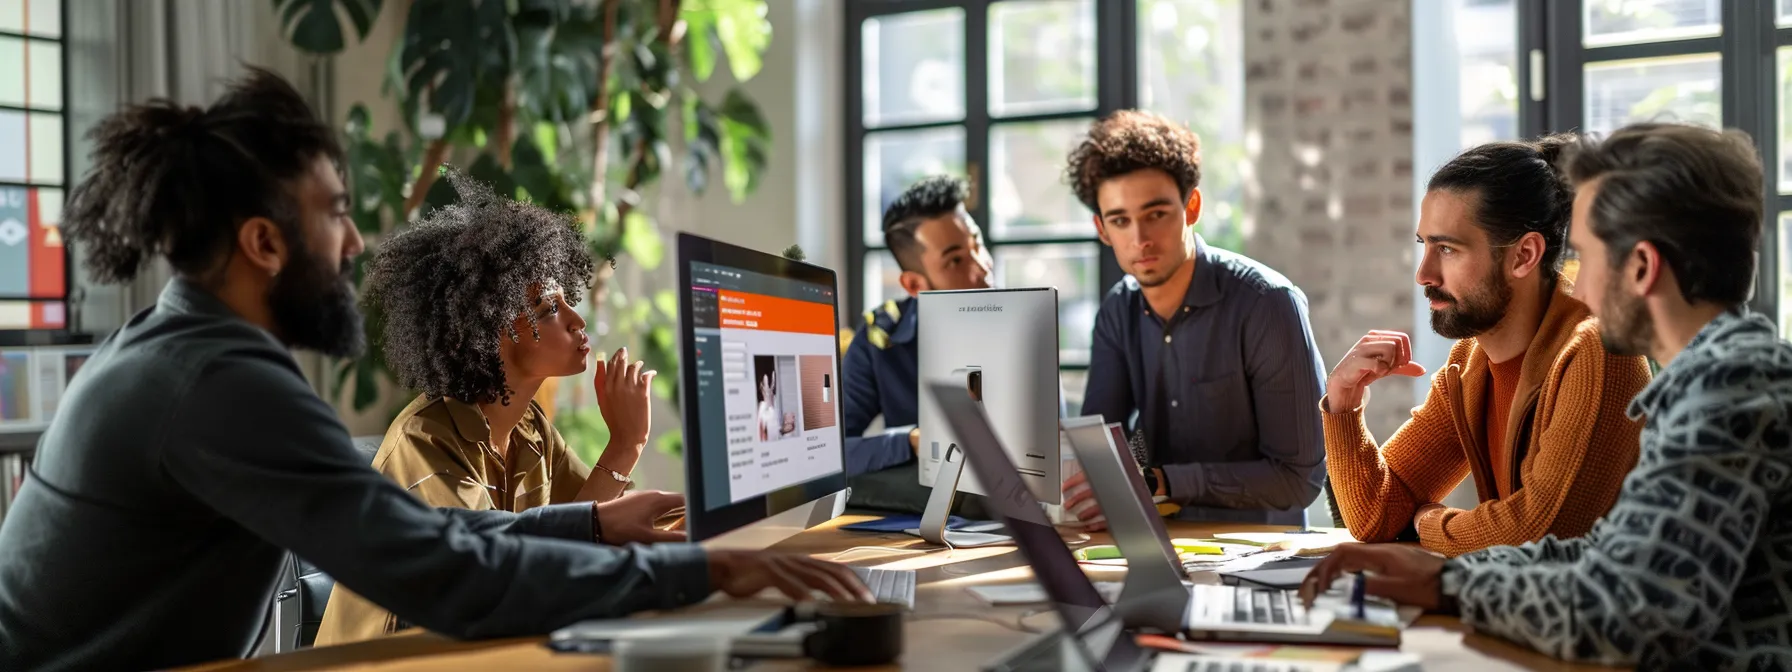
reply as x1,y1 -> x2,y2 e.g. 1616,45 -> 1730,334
620,210 -> 663,270
679,0 -> 770,82
397,0 -> 515,132
515,2 -> 605,125
512,131 -> 578,213
716,88 -> 771,202
273,0 -> 383,55
342,104 -> 408,234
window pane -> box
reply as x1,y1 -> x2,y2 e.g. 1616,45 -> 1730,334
862,9 -> 965,128
26,40 -> 59,110
0,0 -> 60,38
989,0 -> 1096,117
1584,54 -> 1721,136
1782,48 -> 1792,193
0,110 -> 23,182
1136,0 -> 1246,251
991,119 -> 1091,240
993,243 -> 1099,365
1584,0 -> 1720,47
1783,213 -> 1792,340
861,250 -> 908,315
1782,0 -> 1792,26
1060,368 -> 1087,417
1454,0 -> 1520,149
862,126 -> 966,248
28,111 -> 60,184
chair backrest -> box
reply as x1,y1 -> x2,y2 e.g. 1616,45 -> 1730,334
270,435 -> 383,652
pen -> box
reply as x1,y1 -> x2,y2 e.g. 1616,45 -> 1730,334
1350,571 -> 1366,619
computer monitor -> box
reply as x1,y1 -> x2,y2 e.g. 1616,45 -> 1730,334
915,288 -> 1061,504
676,233 -> 850,548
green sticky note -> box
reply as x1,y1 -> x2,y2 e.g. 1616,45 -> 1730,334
1075,545 -> 1124,561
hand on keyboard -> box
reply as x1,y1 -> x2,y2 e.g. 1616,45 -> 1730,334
707,551 -> 875,603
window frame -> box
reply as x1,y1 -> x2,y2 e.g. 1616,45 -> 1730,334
842,0 -> 1136,372
1518,0 -> 1782,320
0,0 -> 78,344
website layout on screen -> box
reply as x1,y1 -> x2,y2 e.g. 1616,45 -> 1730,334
689,261 -> 842,509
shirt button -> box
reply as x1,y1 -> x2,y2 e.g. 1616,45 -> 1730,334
1164,335 -> 1173,344
1171,400 -> 1180,408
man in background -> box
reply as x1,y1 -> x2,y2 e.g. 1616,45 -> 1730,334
841,176 -> 995,511
1068,110 -> 1327,527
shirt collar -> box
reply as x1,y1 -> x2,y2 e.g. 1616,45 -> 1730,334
1627,308 -> 1763,419
1184,235 -> 1224,309
439,396 -> 544,446
158,277 -> 240,320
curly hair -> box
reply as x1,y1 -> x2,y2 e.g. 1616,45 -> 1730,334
1064,110 -> 1203,215
882,175 -> 969,273
363,169 -> 596,406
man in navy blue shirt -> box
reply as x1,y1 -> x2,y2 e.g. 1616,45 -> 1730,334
841,176 -> 994,512
1063,110 -> 1327,527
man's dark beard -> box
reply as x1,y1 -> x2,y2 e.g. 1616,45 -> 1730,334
1597,272 -> 1654,357
1427,270 -> 1514,339
268,250 -> 365,358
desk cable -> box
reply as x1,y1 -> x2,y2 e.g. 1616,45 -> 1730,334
905,609 -> 1051,635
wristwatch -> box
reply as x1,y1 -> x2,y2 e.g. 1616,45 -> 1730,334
590,502 -> 605,544
1142,467 -> 1160,497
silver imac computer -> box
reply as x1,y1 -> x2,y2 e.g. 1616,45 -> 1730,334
913,287 -> 1062,546
676,232 -> 852,550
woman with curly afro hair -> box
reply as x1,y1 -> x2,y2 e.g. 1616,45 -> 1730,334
317,170 -> 684,645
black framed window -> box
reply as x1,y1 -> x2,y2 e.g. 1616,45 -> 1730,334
1520,0 -> 1783,330
0,0 -> 71,334
844,0 -> 1248,404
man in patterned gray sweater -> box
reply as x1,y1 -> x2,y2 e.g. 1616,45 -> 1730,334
1301,122 -> 1792,670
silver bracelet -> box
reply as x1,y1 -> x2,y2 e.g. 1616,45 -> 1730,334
597,464 -> 632,484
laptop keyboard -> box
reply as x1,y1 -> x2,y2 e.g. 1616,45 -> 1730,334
851,567 -> 917,609
1192,584 -> 1309,626
1180,659 -> 1318,672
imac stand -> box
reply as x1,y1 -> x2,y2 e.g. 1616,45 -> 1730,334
909,366 -> 1012,548
699,488 -> 852,551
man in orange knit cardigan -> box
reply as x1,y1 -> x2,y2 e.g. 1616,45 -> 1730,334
1320,136 -> 1652,557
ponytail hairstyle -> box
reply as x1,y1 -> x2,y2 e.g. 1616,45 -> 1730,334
60,66 -> 343,285
1426,133 -> 1578,289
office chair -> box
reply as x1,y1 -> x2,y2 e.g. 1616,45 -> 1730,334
269,435 -> 382,652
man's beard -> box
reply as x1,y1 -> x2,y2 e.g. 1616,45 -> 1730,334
1427,269 -> 1514,340
269,249 -> 365,358
1597,274 -> 1654,357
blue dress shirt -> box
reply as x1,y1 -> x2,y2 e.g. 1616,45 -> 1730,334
1081,236 -> 1327,525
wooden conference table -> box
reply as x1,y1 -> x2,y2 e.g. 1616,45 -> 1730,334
187,516 -> 1617,671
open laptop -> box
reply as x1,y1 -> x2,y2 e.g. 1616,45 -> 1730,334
927,382 -> 1148,672
1059,418 -> 1406,647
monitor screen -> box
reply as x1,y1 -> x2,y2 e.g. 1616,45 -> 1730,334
685,259 -> 844,512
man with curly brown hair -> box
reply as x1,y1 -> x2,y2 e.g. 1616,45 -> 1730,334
1060,110 -> 1327,528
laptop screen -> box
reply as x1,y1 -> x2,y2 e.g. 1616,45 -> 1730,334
926,381 -> 1111,633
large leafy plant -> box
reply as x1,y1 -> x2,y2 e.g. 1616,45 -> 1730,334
275,0 -> 773,457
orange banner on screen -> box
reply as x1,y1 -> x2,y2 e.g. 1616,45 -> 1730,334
716,290 -> 834,335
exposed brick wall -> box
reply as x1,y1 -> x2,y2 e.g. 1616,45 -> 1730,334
1243,0 -> 1415,439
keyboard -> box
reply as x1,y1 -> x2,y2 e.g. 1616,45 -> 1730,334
1176,658 -> 1323,672
851,566 -> 917,609
1191,584 -> 1309,626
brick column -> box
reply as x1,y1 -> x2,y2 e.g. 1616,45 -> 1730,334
1243,0 -> 1416,439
